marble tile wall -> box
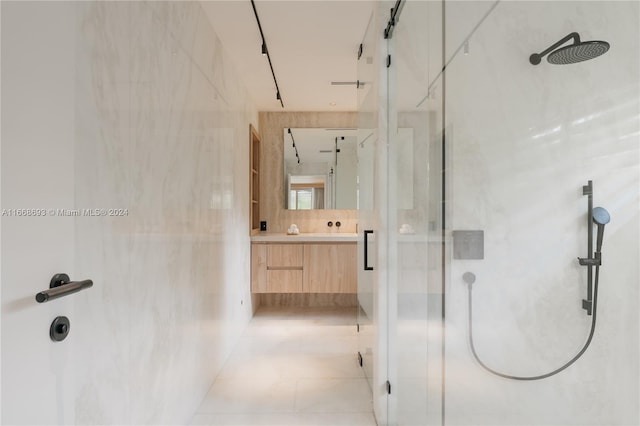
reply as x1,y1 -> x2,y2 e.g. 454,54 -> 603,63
72,2 -> 258,424
258,112 -> 358,234
441,1 -> 639,425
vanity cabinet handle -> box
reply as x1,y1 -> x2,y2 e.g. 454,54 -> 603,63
364,230 -> 374,271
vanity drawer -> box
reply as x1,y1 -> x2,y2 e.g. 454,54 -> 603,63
267,270 -> 303,293
267,244 -> 304,268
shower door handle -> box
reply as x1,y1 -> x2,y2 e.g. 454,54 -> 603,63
364,230 -> 374,271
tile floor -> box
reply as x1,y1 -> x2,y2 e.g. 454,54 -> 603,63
190,306 -> 376,426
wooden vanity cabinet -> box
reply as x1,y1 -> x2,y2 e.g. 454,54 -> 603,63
252,243 -> 303,293
304,243 -> 357,293
251,243 -> 268,292
251,242 -> 356,294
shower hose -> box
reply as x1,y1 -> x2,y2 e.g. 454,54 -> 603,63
466,265 -> 600,380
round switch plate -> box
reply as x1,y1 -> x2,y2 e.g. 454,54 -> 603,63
50,316 -> 70,342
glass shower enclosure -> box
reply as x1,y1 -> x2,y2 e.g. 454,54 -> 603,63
360,1 -> 640,425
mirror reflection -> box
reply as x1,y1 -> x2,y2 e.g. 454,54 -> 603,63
284,128 -> 357,210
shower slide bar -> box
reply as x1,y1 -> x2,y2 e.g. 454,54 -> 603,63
578,180 -> 595,314
35,273 -> 93,303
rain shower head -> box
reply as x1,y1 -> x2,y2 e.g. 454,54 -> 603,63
547,41 -> 610,64
530,32 -> 610,65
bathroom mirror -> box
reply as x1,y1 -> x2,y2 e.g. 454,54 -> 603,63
284,128 -> 358,210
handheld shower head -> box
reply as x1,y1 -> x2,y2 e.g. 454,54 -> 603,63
592,206 -> 610,226
592,207 -> 610,253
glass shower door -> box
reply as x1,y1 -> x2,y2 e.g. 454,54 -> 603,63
357,10 -> 378,393
356,6 -> 394,423
386,1 -> 445,425
386,1 -> 639,425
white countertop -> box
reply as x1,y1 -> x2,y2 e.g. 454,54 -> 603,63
251,232 -> 358,242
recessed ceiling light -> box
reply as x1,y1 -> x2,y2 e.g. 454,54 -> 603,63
329,102 -> 337,106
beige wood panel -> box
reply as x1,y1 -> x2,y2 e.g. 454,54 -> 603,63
267,244 -> 304,268
250,124 -> 261,235
258,111 -> 358,233
267,270 -> 303,293
251,243 -> 267,293
303,243 -> 357,293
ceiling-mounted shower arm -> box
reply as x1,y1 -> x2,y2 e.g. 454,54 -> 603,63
530,32 -> 580,65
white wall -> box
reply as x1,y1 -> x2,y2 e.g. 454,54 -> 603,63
1,2 -> 77,423
2,2 -> 258,424
443,1 -> 639,425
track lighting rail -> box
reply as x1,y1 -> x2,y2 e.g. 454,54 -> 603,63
250,0 -> 284,108
287,128 -> 300,164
